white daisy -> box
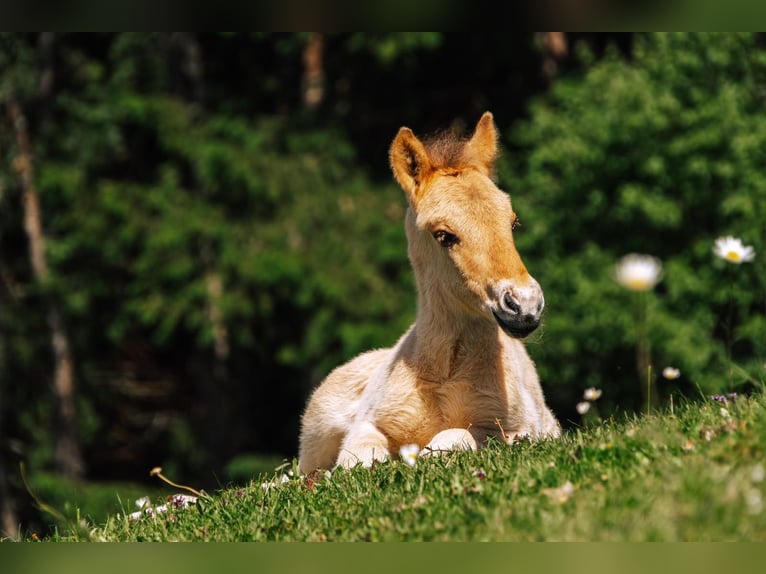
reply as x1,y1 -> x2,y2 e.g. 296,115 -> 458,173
662,366 -> 681,380
615,254 -> 663,291
713,236 -> 755,264
399,443 -> 420,466
583,388 -> 602,401
576,401 -> 591,415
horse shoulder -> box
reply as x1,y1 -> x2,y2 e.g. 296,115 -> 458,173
310,348 -> 391,412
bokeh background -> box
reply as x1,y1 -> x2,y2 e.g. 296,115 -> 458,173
1,33 -> 764,536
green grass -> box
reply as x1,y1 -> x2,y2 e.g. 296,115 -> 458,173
50,393 -> 766,541
21,473 -> 166,537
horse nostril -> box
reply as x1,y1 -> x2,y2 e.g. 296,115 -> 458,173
502,291 -> 521,315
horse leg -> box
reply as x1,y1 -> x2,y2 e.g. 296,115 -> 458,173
420,428 -> 478,457
335,420 -> 391,469
298,425 -> 346,474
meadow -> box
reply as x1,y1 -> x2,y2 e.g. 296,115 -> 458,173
42,391 -> 765,542
4,33 -> 766,543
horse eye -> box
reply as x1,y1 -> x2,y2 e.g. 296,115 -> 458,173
433,230 -> 459,248
511,215 -> 521,231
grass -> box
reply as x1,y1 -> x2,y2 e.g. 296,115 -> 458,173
20,472 -> 167,537
44,393 -> 766,541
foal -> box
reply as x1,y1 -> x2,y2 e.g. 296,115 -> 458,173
298,112 -> 560,472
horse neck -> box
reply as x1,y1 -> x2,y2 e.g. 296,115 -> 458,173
403,207 -> 501,380
410,282 -> 500,382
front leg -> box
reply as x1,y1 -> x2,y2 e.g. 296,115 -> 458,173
335,420 -> 391,469
420,428 -> 478,457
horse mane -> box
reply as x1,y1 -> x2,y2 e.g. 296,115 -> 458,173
422,126 -> 496,178
422,129 -> 471,170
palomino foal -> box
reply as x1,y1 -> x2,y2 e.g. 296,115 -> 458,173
298,112 -> 560,472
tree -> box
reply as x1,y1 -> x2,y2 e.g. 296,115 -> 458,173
506,33 -> 766,417
2,33 -> 85,480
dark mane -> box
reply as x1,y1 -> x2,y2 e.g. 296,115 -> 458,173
422,129 -> 472,170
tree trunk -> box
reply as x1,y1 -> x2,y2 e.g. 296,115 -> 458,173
7,98 -> 85,480
173,33 -> 237,473
0,338 -> 19,539
200,244 -> 234,472
302,34 -> 325,109
0,472 -> 17,540
539,32 -> 568,83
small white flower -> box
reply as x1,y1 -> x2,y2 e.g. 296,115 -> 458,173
713,236 -> 755,264
128,497 -> 154,519
542,480 -> 574,504
746,488 -> 763,515
662,366 -> 681,380
615,254 -> 663,291
399,443 -> 420,466
750,463 -> 765,484
260,473 -> 291,491
720,407 -> 731,419
583,388 -> 602,401
129,504 -> 166,519
576,401 -> 591,415
168,494 -> 197,509
128,494 -> 198,520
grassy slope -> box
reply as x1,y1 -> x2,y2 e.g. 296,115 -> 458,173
65,394 -> 766,541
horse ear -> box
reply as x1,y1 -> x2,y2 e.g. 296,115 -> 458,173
465,111 -> 498,176
389,126 -> 433,206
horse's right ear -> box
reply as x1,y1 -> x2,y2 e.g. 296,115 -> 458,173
389,127 -> 432,206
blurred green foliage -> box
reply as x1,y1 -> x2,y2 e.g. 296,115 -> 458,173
25,472 -> 166,535
506,33 -> 766,418
1,33 -> 419,483
224,453 -> 288,485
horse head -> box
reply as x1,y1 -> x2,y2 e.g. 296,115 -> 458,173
389,112 -> 544,338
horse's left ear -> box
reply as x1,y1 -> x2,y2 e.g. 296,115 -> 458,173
465,111 -> 498,176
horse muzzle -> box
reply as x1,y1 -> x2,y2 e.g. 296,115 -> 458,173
490,278 -> 545,339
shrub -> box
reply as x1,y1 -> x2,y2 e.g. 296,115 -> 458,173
505,33 -> 766,420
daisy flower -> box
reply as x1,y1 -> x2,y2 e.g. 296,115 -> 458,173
713,236 -> 755,264
615,254 -> 663,291
662,366 -> 681,380
576,401 -> 591,415
583,388 -> 602,401
399,443 -> 420,466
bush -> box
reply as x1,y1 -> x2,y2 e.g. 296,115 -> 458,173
505,33 -> 766,421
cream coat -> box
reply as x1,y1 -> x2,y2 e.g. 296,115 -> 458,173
298,112 -> 560,472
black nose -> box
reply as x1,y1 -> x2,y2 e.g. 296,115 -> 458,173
493,284 -> 545,339
501,290 -> 521,315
